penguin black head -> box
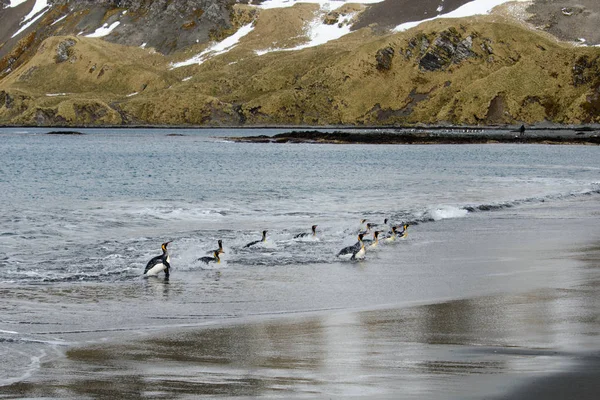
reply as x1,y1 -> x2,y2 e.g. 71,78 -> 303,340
161,241 -> 172,252
358,233 -> 365,241
311,225 -> 318,233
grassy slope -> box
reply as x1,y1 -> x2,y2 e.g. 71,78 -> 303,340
1,5 -> 599,126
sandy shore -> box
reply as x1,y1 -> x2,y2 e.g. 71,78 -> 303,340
2,198 -> 600,399
4,289 -> 600,399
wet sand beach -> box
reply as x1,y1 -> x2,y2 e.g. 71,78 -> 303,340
2,197 -> 599,399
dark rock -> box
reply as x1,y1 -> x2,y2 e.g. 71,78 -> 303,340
226,130 -> 600,145
573,55 -> 600,86
47,131 -> 84,135
375,46 -> 394,71
34,108 -> 66,125
18,66 -> 38,81
45,0 -> 237,54
323,12 -> 339,25
486,94 -> 510,123
55,39 -> 76,63
481,40 -> 494,54
455,36 -> 474,60
419,52 -> 445,71
412,28 -> 479,71
0,91 -> 13,109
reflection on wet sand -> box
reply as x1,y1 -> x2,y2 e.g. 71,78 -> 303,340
3,236 -> 599,399
5,260 -> 600,400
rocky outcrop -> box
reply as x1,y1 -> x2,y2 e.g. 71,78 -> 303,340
48,0 -> 236,54
375,46 -> 394,71
55,39 -> 76,63
402,28 -> 478,71
573,55 -> 600,87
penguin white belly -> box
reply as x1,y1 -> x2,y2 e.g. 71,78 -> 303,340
354,246 -> 366,260
145,263 -> 166,276
337,252 -> 354,260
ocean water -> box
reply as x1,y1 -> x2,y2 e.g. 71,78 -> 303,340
0,127 -> 599,392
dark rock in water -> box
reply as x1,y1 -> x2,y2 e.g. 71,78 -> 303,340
226,129 -> 600,146
575,126 -> 595,132
166,133 -> 186,136
375,46 -> 394,71
47,131 -> 84,135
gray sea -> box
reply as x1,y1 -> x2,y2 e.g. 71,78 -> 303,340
1,127 -> 599,398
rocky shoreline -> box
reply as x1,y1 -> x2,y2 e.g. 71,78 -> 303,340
225,129 -> 600,145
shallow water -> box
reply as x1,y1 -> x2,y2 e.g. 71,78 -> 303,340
0,127 -> 599,396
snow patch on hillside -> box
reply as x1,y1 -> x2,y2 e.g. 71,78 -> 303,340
51,14 -> 68,26
253,0 -> 384,55
394,0 -> 531,32
171,23 -> 254,68
21,0 -> 48,22
257,0 -> 384,11
287,12 -> 357,51
6,0 -> 28,8
85,21 -> 121,38
9,0 -> 52,38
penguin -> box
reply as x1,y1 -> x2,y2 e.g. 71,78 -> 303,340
198,250 -> 221,264
144,241 -> 172,278
337,234 -> 366,260
358,219 -> 368,232
294,225 -> 317,239
244,230 -> 267,248
207,239 -> 224,255
397,224 -> 409,239
382,226 -> 398,243
359,223 -> 373,236
363,231 -> 381,249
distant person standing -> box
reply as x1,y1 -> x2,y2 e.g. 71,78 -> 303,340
519,124 -> 526,137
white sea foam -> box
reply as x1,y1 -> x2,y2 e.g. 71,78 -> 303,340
428,206 -> 469,221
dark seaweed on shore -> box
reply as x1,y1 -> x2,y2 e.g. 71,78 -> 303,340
228,130 -> 600,145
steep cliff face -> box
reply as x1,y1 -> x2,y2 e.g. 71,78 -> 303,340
1,0 -> 600,126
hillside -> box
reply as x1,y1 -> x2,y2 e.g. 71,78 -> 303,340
1,0 -> 600,126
